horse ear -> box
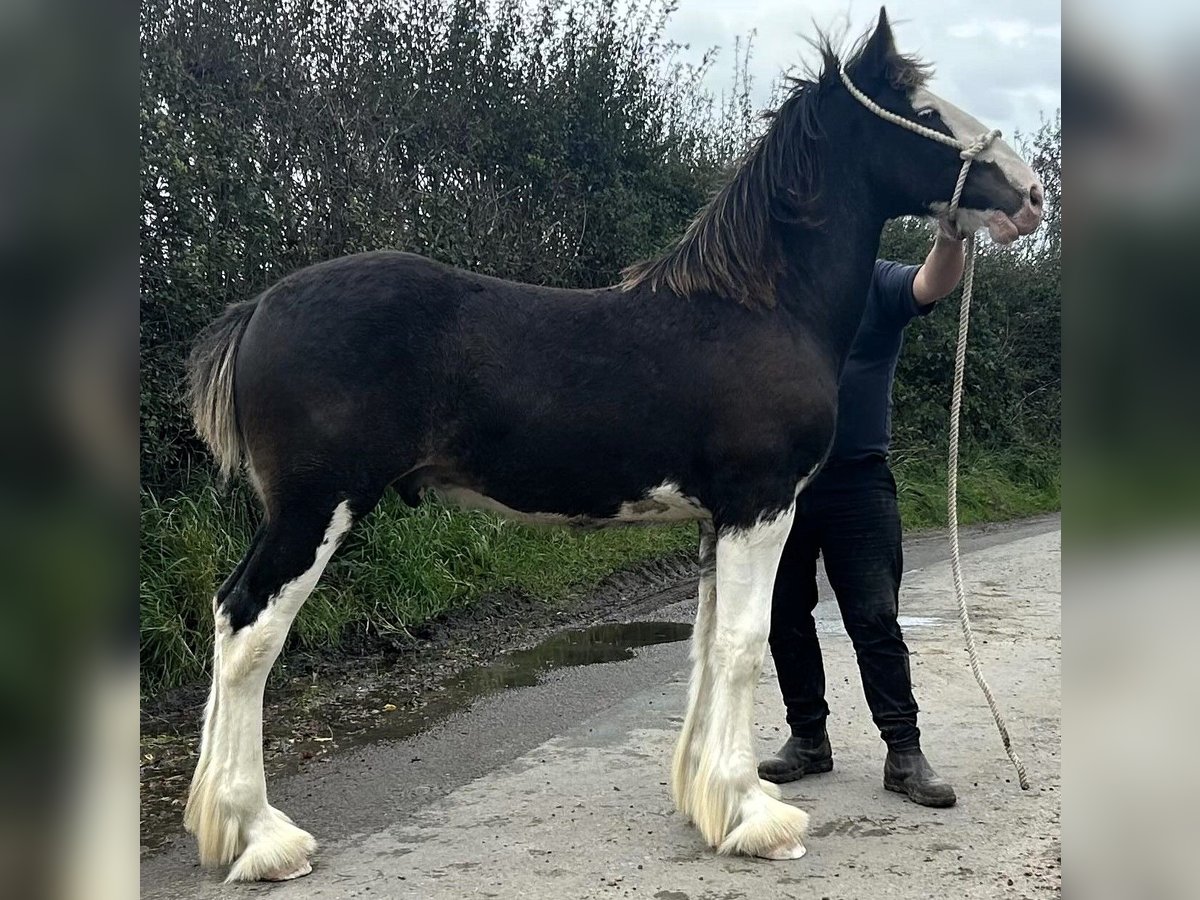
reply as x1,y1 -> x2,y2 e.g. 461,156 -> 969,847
849,7 -> 898,86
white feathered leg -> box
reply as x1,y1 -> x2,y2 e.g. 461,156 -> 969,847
185,501 -> 353,882
672,522 -> 718,812
682,506 -> 808,859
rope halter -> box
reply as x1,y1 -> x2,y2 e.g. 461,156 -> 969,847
837,68 -> 1001,230
837,68 -> 1030,792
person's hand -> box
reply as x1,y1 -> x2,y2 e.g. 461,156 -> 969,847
936,217 -> 968,242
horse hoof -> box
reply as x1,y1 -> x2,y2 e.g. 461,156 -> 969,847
223,807 -> 317,883
758,843 -> 807,861
717,794 -> 808,859
264,859 -> 313,881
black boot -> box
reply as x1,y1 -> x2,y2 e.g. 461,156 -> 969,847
883,748 -> 957,807
757,732 -> 834,784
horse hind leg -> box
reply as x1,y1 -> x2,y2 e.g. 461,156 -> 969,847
184,486 -> 369,882
185,527 -> 263,869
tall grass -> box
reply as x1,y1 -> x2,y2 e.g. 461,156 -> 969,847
141,447 -> 1059,695
893,446 -> 1060,530
140,485 -> 695,694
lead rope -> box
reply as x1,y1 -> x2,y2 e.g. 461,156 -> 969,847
840,69 -> 1030,791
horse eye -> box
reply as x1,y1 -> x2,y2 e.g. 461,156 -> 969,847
916,108 -> 934,118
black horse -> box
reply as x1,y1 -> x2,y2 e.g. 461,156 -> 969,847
183,10 -> 1042,882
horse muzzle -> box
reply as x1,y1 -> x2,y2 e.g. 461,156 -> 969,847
986,181 -> 1044,245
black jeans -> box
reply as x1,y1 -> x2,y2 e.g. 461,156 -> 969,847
768,456 -> 921,751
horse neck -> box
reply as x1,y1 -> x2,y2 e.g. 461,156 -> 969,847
773,177 -> 887,369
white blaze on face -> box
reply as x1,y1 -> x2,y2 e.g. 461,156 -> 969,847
909,87 -> 1042,244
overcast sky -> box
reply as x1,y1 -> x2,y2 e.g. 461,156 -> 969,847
662,1 -> 1061,142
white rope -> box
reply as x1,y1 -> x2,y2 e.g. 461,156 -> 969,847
840,69 -> 1030,791
947,236 -> 1029,790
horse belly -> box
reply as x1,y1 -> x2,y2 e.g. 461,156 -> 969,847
432,480 -> 708,528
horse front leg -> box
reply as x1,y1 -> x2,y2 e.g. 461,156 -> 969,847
683,504 -> 808,859
672,522 -> 719,812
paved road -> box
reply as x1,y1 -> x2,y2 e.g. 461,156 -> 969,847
143,517 -> 1060,898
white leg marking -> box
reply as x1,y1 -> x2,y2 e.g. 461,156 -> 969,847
672,523 -> 718,814
185,501 -> 353,883
680,506 -> 809,859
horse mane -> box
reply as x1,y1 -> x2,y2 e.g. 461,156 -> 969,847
619,30 -> 931,309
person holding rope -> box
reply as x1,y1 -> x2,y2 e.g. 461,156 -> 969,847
757,225 -> 966,808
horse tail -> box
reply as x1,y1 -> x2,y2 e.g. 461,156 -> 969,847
186,299 -> 259,483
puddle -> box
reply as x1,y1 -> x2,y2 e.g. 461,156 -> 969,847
413,620 -> 695,711
277,621 -> 693,754
468,620 -> 693,681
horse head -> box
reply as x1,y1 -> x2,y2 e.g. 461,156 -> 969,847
837,8 -> 1043,244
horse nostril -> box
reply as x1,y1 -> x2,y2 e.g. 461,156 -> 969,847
1029,182 -> 1044,209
